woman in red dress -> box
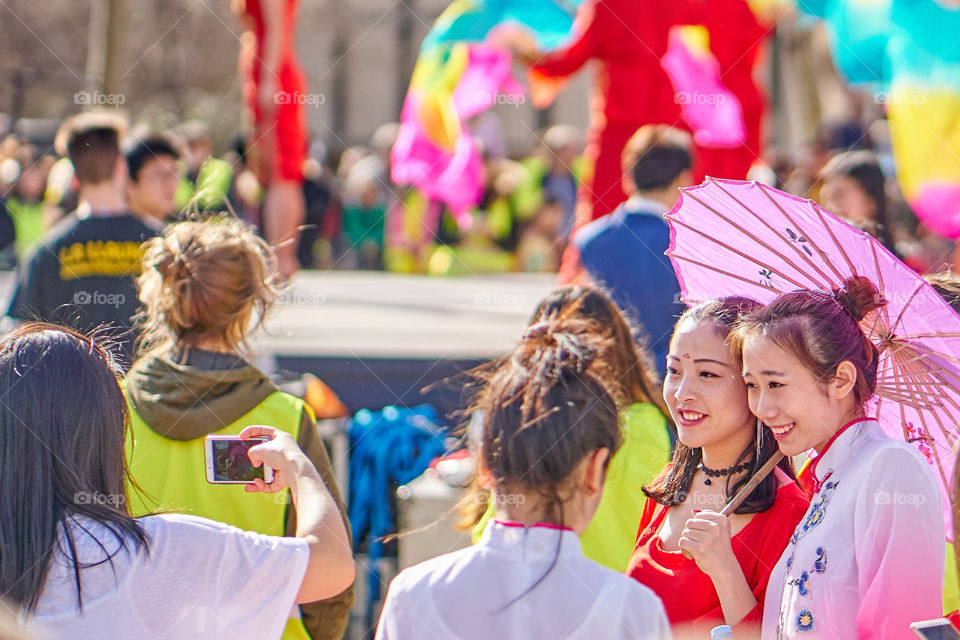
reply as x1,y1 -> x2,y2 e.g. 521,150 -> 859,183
235,0 -> 307,278
626,297 -> 809,636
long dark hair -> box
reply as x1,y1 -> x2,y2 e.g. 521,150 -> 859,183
644,297 -> 795,514
0,324 -> 148,613
530,286 -> 671,422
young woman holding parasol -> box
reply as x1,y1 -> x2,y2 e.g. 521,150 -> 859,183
626,298 -> 809,636
735,277 -> 945,638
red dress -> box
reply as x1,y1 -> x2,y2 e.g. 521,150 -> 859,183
626,482 -> 809,636
241,0 -> 307,183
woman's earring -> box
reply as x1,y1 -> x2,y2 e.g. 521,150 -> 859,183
756,418 -> 764,457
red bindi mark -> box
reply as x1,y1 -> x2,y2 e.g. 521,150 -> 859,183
682,353 -> 691,359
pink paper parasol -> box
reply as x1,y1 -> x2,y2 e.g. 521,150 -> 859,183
666,177 -> 960,539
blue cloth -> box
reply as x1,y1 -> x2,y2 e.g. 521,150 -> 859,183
347,404 -> 448,626
573,198 -> 682,379
421,0 -> 582,52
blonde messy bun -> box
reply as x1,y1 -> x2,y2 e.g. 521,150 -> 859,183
135,216 -> 281,356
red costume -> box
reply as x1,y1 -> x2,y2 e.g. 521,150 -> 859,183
534,0 -> 682,225
626,482 -> 809,636
241,0 -> 307,183
534,0 -> 768,281
679,0 -> 767,184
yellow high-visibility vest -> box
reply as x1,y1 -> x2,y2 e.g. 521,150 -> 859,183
125,389 -> 310,640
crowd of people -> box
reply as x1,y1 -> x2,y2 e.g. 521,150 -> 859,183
2,91 -> 953,282
0,100 -> 958,640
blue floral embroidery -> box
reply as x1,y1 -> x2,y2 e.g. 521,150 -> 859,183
813,547 -> 827,574
781,479 -> 836,634
797,609 -> 815,632
798,478 -> 839,536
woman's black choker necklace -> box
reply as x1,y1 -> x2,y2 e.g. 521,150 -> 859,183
698,460 -> 751,485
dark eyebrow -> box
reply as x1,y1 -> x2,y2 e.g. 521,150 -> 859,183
666,356 -> 729,366
742,369 -> 785,378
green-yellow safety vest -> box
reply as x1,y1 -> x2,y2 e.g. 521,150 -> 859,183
125,389 -> 311,640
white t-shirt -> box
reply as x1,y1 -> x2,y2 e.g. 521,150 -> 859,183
376,520 -> 671,640
29,513 -> 309,639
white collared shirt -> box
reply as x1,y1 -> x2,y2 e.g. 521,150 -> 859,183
376,520 -> 671,639
623,195 -> 670,219
762,419 -> 944,639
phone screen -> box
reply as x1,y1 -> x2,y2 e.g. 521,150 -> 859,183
211,438 -> 266,482
912,620 -> 960,640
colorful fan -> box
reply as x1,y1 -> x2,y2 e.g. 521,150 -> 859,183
391,0 -> 581,225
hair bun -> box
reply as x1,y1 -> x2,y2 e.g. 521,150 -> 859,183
522,321 -> 556,345
518,321 -> 598,375
834,276 -> 885,322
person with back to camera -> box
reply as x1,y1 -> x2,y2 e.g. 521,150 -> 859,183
572,125 -> 691,379
627,298 -> 809,637
0,324 -> 354,639
733,277 -> 944,638
376,321 -> 671,639
465,285 -> 674,573
123,216 -> 353,640
6,111 -> 162,367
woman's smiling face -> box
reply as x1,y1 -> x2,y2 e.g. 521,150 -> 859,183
663,321 -> 754,452
741,335 -> 848,456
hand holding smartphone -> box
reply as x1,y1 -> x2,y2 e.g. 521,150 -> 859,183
205,434 -> 275,484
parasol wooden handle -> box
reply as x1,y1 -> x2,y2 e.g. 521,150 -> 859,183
681,452 -> 785,560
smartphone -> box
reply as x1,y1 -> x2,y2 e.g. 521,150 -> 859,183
204,435 -> 275,484
911,619 -> 960,640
